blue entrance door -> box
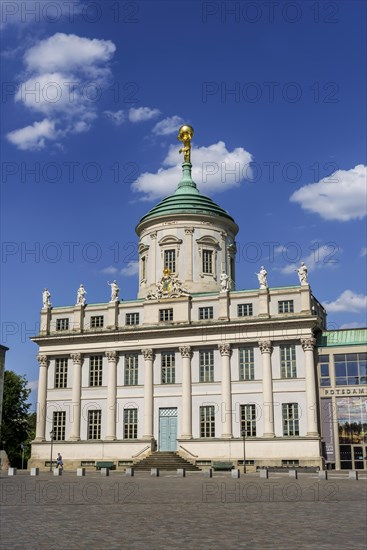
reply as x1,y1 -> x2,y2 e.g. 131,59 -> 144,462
159,408 -> 177,451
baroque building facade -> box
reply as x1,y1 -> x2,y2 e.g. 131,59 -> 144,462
30,126 -> 328,470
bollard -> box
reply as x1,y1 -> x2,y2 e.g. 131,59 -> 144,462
348,470 -> 359,480
125,468 -> 134,477
318,470 -> 328,480
231,469 -> 240,479
8,468 -> 17,476
30,468 -> 39,476
289,470 -> 298,479
177,468 -> 186,477
77,468 -> 86,477
101,468 -> 109,477
54,468 -> 62,476
151,468 -> 159,477
204,468 -> 213,478
259,469 -> 268,479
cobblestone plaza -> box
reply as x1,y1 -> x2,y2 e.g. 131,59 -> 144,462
1,471 -> 366,550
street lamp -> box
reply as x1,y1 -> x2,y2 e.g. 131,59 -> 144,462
20,443 -> 24,470
241,428 -> 246,474
49,429 -> 55,472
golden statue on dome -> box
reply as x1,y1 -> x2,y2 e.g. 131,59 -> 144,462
178,124 -> 194,163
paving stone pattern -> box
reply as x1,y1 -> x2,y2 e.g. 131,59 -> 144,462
0,471 -> 366,550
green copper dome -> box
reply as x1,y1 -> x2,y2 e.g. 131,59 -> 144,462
137,162 -> 237,227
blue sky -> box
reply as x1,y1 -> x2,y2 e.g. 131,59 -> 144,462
1,0 -> 366,405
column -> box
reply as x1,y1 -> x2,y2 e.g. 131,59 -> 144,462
105,351 -> 117,440
179,346 -> 193,439
301,337 -> 319,436
150,232 -> 157,285
69,353 -> 82,441
220,231 -> 227,272
35,355 -> 49,441
219,343 -> 233,438
184,228 -> 194,282
259,340 -> 275,437
142,348 -> 154,440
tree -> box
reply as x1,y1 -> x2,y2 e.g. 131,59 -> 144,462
1,371 -> 31,467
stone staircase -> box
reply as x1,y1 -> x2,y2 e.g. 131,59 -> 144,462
133,451 -> 201,471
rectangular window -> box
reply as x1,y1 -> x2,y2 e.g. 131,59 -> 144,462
125,354 -> 138,386
56,318 -> 69,331
161,352 -> 175,384
88,410 -> 101,440
278,300 -> 294,314
239,348 -> 255,381
202,249 -> 213,274
200,405 -> 215,438
53,411 -> 66,441
126,313 -> 140,326
89,355 -> 103,387
280,345 -> 297,378
199,307 -> 213,320
159,308 -> 173,322
90,316 -> 104,328
237,303 -> 253,317
164,249 -> 176,272
319,354 -> 330,387
240,404 -> 256,437
282,403 -> 299,436
55,358 -> 68,389
334,353 -> 367,386
123,408 -> 138,439
141,256 -> 146,280
199,350 -> 214,382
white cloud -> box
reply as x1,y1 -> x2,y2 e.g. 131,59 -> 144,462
27,379 -> 39,392
100,266 -> 118,275
323,290 -> 367,313
132,141 -> 253,200
360,247 -> 367,257
129,107 -> 160,123
279,243 -> 342,275
152,115 -> 184,136
290,165 -> 367,221
7,118 -> 56,150
121,261 -> 139,276
7,33 -> 117,150
104,110 -> 125,126
339,322 -> 365,329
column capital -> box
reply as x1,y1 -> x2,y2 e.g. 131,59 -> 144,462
301,337 -> 316,351
37,354 -> 49,368
106,350 -> 117,362
218,343 -> 231,356
179,346 -> 192,358
141,348 -> 154,361
184,227 -> 194,235
258,340 -> 273,354
71,353 -> 82,365
150,231 -> 157,239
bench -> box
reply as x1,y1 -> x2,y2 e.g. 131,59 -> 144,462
95,461 -> 115,470
212,461 -> 234,471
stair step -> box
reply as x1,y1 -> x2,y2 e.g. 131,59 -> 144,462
133,451 -> 201,471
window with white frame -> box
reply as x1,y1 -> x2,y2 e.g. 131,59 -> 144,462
199,350 -> 214,382
200,405 -> 215,437
164,249 -> 176,273
278,300 -> 294,314
126,312 -> 140,326
125,354 -> 138,386
239,348 -> 255,380
280,345 -> 297,378
202,249 -> 213,274
89,355 -> 103,387
319,354 -> 331,387
141,256 -> 146,282
237,303 -> 253,317
159,308 -> 173,322
56,318 -> 69,331
240,404 -> 256,437
282,403 -> 299,436
88,410 -> 101,440
199,306 -> 213,320
161,352 -> 175,384
124,408 -> 138,439
55,358 -> 68,389
90,315 -> 104,328
53,411 -> 66,441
